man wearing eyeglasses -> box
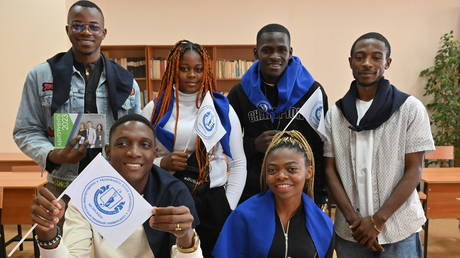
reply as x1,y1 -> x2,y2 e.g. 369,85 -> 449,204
13,0 -> 141,218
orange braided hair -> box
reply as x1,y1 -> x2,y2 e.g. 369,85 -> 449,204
151,40 -> 216,184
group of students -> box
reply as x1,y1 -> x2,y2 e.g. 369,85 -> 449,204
13,1 -> 435,258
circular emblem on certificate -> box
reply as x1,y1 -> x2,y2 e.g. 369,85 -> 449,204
309,101 -> 323,128
195,105 -> 217,140
81,176 -> 134,227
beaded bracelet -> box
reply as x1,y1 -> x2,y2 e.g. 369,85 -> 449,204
35,225 -> 62,247
370,215 -> 383,233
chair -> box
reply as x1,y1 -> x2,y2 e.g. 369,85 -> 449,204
424,145 -> 454,167
421,145 -> 455,258
420,146 -> 455,198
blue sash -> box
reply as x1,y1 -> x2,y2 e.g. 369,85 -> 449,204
152,91 -> 232,158
240,56 -> 314,121
213,190 -> 333,258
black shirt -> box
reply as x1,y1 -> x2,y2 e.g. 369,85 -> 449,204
269,207 -> 316,258
73,57 -> 103,173
261,82 -> 278,109
268,207 -> 334,258
74,57 -> 103,113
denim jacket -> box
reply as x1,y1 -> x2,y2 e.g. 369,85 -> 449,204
13,61 -> 141,183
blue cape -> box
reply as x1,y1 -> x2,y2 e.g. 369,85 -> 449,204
151,91 -> 232,158
212,190 -> 333,258
240,56 -> 314,121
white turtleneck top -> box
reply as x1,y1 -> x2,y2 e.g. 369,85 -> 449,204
142,90 -> 246,210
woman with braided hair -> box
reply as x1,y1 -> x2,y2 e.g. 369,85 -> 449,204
142,40 -> 246,257
213,130 -> 334,258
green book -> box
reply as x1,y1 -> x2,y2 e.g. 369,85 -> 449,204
53,113 -> 106,149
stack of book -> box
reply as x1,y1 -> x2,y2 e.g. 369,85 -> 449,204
216,59 -> 254,79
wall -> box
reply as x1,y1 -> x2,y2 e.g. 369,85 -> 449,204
0,0 -> 69,152
85,0 -> 459,102
1,0 -> 459,152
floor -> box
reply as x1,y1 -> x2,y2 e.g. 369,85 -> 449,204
420,219 -> 460,258
2,219 -> 460,257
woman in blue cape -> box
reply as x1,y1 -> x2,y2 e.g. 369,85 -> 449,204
213,130 -> 334,258
142,40 -> 246,257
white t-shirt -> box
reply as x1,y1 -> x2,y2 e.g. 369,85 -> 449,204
354,99 -> 374,217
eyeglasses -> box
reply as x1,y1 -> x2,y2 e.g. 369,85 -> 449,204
68,23 -> 103,34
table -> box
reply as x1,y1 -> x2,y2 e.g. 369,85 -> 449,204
0,153 -> 40,172
422,167 -> 460,257
0,172 -> 47,258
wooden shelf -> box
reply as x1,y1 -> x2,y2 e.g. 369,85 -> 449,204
102,44 -> 255,106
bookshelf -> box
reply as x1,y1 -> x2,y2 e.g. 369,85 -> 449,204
101,44 -> 255,106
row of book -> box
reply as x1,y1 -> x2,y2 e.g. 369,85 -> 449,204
150,58 -> 253,80
114,57 -> 253,80
216,59 -> 254,79
113,57 -> 146,78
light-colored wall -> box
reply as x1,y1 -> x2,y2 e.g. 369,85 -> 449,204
1,0 -> 69,153
87,0 -> 460,102
2,0 -> 459,152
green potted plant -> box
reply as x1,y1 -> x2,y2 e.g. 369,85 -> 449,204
420,31 -> 460,165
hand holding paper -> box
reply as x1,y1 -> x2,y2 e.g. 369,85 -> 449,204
62,154 -> 153,248
11,153 -> 153,256
149,206 -> 194,238
12,115 -> 201,257
149,206 -> 196,250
